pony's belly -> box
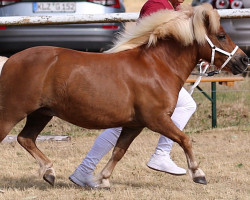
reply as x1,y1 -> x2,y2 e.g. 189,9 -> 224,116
52,104 -> 134,129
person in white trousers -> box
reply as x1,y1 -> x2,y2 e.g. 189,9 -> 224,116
69,87 -> 196,188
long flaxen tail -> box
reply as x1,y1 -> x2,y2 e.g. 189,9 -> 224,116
0,56 -> 8,75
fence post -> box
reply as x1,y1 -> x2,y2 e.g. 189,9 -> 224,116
211,82 -> 217,128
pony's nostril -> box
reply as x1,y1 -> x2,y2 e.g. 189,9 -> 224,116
241,56 -> 249,66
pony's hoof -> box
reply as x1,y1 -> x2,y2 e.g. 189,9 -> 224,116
193,176 -> 207,185
43,174 -> 55,186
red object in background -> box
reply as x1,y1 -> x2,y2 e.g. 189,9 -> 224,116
102,25 -> 119,30
215,0 -> 243,9
87,0 -> 121,8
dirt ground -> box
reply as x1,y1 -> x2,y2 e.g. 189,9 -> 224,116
0,127 -> 249,200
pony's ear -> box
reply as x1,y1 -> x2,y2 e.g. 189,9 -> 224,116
193,3 -> 220,44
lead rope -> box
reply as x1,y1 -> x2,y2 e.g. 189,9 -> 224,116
189,61 -> 209,95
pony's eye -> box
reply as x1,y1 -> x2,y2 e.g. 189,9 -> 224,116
217,34 -> 226,40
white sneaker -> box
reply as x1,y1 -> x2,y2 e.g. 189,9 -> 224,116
147,151 -> 186,175
69,169 -> 98,188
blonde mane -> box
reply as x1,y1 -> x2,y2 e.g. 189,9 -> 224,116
106,3 -> 220,53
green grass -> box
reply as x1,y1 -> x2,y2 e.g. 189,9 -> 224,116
185,77 -> 249,132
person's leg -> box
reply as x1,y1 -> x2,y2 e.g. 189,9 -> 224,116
147,87 -> 196,175
69,127 -> 122,187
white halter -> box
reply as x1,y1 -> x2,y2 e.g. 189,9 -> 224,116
188,35 -> 239,95
205,34 -> 239,74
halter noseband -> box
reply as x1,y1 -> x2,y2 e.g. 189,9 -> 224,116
205,34 -> 239,75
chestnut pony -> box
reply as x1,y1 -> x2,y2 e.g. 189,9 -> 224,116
0,4 -> 248,188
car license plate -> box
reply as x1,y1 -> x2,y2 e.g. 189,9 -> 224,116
33,2 -> 76,13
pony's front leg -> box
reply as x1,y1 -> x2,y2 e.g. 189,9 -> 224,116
148,115 -> 207,185
95,127 -> 143,189
95,146 -> 125,189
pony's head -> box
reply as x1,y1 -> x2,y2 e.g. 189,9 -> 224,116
107,3 -> 248,75
193,4 -> 248,75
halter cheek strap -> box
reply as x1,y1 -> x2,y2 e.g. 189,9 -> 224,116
205,35 -> 239,74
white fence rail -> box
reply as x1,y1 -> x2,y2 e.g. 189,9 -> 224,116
0,9 -> 250,26
0,13 -> 139,26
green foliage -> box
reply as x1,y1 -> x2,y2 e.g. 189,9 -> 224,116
236,163 -> 243,168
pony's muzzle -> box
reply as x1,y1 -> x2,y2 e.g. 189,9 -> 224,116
231,55 -> 249,75
241,56 -> 249,68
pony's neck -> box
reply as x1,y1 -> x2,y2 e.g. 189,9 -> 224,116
147,39 -> 199,84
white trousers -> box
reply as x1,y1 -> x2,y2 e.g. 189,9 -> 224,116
76,87 -> 196,174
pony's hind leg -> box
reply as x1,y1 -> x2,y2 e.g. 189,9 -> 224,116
96,127 -> 143,188
16,110 -> 55,186
0,120 -> 21,142
0,111 -> 26,143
